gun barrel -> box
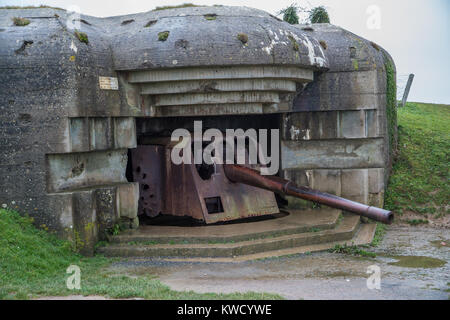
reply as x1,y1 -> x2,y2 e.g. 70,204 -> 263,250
223,164 -> 393,224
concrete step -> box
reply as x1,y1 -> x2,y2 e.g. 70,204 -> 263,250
108,209 -> 341,244
159,223 -> 377,263
97,214 -> 361,258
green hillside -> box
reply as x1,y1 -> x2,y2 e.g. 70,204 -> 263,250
385,102 -> 449,224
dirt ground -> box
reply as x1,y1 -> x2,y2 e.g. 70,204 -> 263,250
110,225 -> 449,300
397,210 -> 450,228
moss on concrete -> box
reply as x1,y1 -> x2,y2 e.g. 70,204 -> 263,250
288,35 -> 300,51
74,30 -> 89,44
383,53 -> 398,161
370,41 -> 380,51
237,32 -> 248,44
158,31 -> 169,41
153,3 -> 203,11
204,14 -> 217,20
12,17 -> 30,26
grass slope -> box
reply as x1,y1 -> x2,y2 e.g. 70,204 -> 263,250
0,209 -> 282,300
384,102 -> 449,221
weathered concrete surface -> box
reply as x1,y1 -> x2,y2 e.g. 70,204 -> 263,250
130,65 -> 314,117
128,66 -> 314,83
0,7 -> 139,254
109,226 -> 449,300
107,6 -> 328,70
281,138 -> 385,170
46,150 -> 128,193
140,79 -> 298,95
280,23 -> 395,208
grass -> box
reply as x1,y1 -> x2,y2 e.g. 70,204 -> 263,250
384,102 -> 449,220
371,223 -> 386,247
0,209 -> 282,300
406,219 -> 429,226
329,243 -> 376,258
384,54 -> 398,160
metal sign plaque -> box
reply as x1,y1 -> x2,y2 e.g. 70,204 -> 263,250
99,76 -> 119,90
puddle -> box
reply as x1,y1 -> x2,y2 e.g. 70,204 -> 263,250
430,240 -> 448,248
386,255 -> 447,268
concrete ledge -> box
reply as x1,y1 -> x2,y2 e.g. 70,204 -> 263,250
141,79 -> 297,95
46,149 -> 128,193
129,66 -> 313,83
153,91 -> 280,106
282,109 -> 381,141
146,103 -> 265,117
294,92 -> 386,111
281,138 -> 385,170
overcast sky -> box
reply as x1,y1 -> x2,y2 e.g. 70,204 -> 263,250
2,0 -> 449,104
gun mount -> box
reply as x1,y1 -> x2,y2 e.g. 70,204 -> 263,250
131,140 -> 393,225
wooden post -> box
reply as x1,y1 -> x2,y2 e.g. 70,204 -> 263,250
400,74 -> 414,107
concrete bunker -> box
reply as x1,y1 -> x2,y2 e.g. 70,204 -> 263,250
0,6 -> 396,255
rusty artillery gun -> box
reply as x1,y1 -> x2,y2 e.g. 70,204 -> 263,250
131,140 -> 393,225
223,164 -> 393,224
